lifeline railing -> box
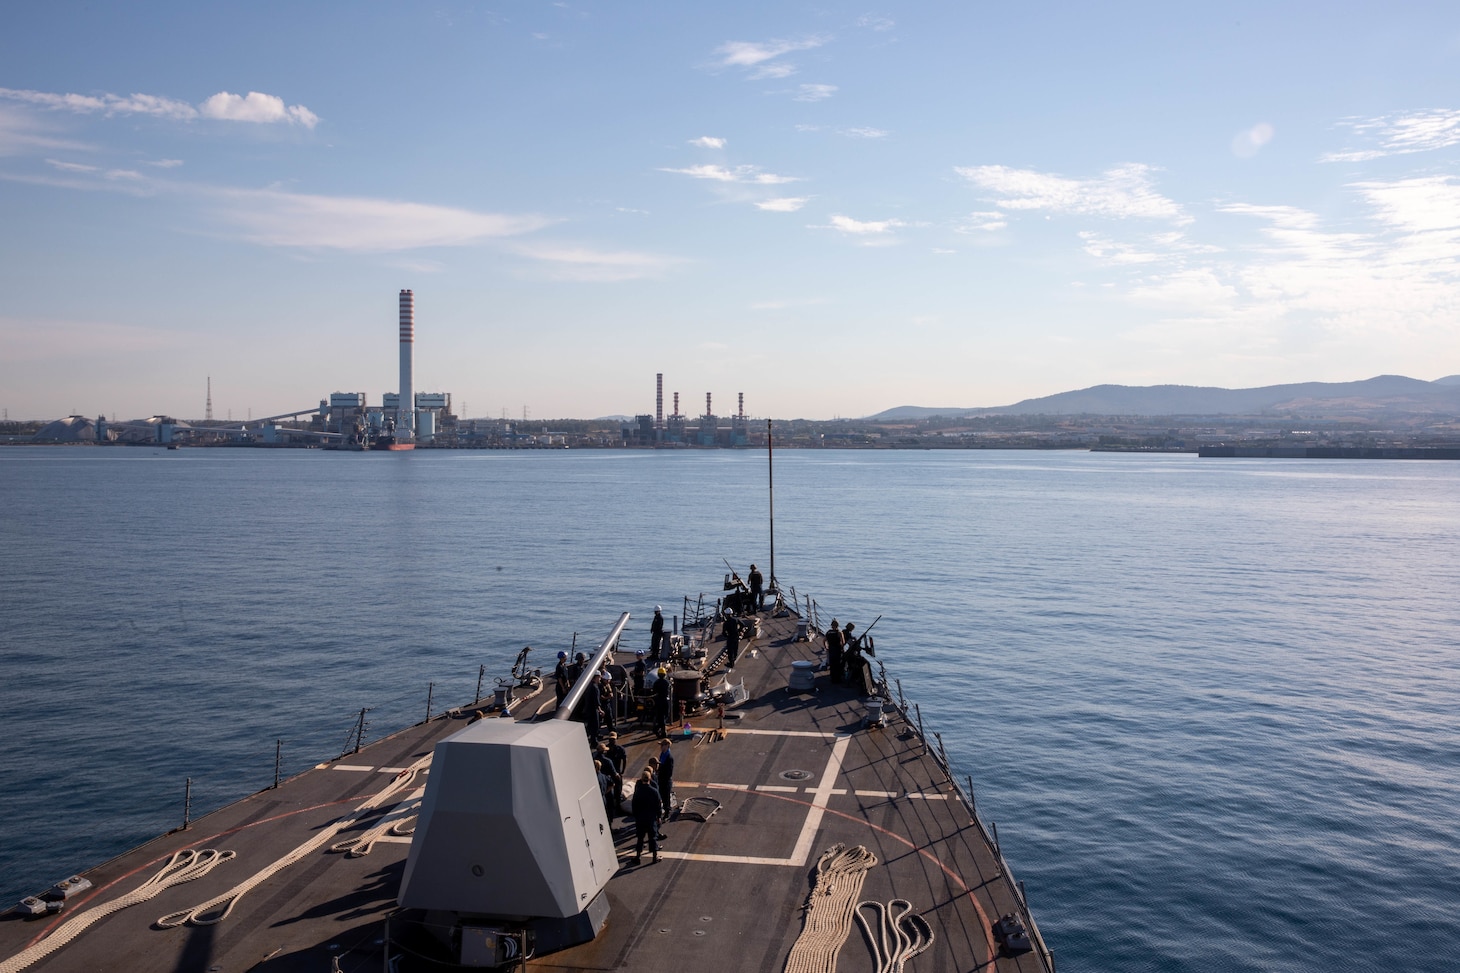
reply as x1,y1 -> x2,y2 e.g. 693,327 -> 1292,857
787,587 -> 1057,973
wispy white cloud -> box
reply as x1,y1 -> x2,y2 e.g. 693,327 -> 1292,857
715,37 -> 826,68
756,196 -> 810,212
147,158 -> 184,168
46,158 -> 99,174
511,243 -> 683,281
841,126 -> 887,139
1067,177 -> 1460,350
795,84 -> 838,102
824,213 -> 906,235
955,163 -> 1189,223
955,211 -> 1007,233
749,296 -> 829,310
1231,122 -> 1274,159
208,189 -> 550,251
0,315 -> 171,362
1323,109 -> 1460,162
0,86 -> 319,128
659,163 -> 798,185
0,87 -> 196,120
689,136 -> 726,148
0,104 -> 94,155
855,15 -> 895,31
751,63 -> 797,80
1079,231 -> 1164,264
46,158 -> 144,181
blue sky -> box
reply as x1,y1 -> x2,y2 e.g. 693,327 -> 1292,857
3,1 -> 1460,421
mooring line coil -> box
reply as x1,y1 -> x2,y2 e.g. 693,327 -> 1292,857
0,849 -> 236,973
855,898 -> 935,973
783,843 -> 879,973
155,752 -> 433,928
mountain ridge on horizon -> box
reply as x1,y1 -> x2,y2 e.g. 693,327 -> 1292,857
866,374 -> 1460,420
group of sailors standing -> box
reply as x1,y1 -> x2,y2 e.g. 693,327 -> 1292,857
543,566 -> 804,868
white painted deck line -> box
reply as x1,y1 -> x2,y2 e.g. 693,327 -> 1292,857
755,785 -> 800,793
789,734 -> 852,866
853,789 -> 898,798
330,764 -> 408,774
725,728 -> 834,738
659,733 -> 852,868
906,793 -> 949,800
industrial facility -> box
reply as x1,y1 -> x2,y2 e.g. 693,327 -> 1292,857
624,374 -> 755,446
20,293 -> 776,450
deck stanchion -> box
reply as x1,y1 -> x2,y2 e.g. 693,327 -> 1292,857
914,703 -> 927,751
992,820 -> 1000,856
425,682 -> 435,723
966,774 -> 976,817
476,664 -> 485,702
275,740 -> 283,789
934,731 -> 949,772
896,678 -> 906,712
183,777 -> 192,831
353,708 -> 369,754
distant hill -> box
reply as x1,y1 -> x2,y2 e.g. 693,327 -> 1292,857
865,375 -> 1460,419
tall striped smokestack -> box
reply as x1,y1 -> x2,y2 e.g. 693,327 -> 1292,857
738,392 -> 744,419
398,289 -> 415,438
673,392 -> 679,418
656,373 -> 664,429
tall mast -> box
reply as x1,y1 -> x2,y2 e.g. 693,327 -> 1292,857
767,418 -> 776,589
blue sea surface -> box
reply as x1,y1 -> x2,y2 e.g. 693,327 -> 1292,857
2,446 -> 1457,971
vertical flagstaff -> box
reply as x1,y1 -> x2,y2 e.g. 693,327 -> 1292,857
767,418 -> 776,590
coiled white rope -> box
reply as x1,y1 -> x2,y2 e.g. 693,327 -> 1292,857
155,753 -> 432,928
329,800 -> 420,857
783,844 -> 879,973
855,899 -> 935,973
0,849 -> 235,973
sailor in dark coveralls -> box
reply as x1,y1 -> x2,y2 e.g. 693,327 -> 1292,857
631,769 -> 662,864
649,606 -> 666,660
825,619 -> 845,684
723,610 -> 741,672
842,623 -> 865,687
656,737 -> 676,818
554,651 -> 570,705
748,564 -> 764,611
604,732 -> 627,778
632,651 -> 647,696
651,668 -> 671,739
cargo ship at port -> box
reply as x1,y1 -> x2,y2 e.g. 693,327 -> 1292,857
0,580 -> 1053,972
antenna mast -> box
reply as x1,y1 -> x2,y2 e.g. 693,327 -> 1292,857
767,418 -> 776,590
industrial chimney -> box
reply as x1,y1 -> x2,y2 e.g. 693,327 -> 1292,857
706,392 -> 712,417
656,374 -> 664,429
738,392 -> 744,419
399,289 -> 415,439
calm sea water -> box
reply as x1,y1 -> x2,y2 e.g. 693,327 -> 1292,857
2,446 -> 1457,972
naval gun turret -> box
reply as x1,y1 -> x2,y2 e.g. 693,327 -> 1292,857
392,613 -> 630,967
394,718 -> 617,965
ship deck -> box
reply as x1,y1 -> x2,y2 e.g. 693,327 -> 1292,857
1,603 -> 1051,973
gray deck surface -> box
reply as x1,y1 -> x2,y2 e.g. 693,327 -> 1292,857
1,605 -> 1050,973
